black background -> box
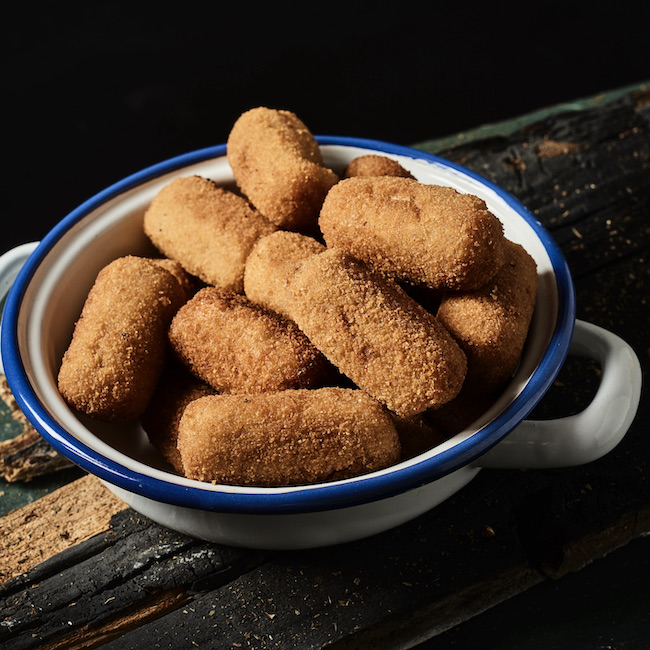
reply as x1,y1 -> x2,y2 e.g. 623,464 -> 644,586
4,2 -> 649,251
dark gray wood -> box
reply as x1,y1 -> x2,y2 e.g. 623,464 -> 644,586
0,88 -> 648,649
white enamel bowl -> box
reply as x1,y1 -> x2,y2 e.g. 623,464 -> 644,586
0,138 -> 642,549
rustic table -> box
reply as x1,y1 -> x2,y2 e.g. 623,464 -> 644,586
1,83 -> 648,649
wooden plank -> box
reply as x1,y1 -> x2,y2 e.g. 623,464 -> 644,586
0,375 -> 82,518
2,461 -> 648,649
418,533 -> 650,649
0,475 -> 126,584
0,468 -> 541,650
425,87 -> 650,283
0,88 -> 648,649
0,371 -> 74,482
0,486 -> 266,649
0,426 -> 74,483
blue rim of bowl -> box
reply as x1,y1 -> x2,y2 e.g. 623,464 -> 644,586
1,136 -> 576,515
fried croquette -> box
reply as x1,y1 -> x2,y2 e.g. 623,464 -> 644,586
286,248 -> 467,417
319,176 -> 506,291
168,286 -> 331,394
227,107 -> 339,232
392,414 -> 448,461
57,256 -> 186,422
141,362 -> 214,473
143,175 -> 277,292
426,388 -> 500,437
436,240 -> 538,395
344,154 -> 415,179
243,230 -> 325,317
176,388 -> 401,486
151,257 -> 200,301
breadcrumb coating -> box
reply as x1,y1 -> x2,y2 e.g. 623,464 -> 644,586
168,287 -> 331,394
141,362 -> 214,473
144,175 -> 276,292
287,248 -> 467,417
57,256 -> 185,421
319,176 -> 506,290
227,107 -> 339,232
57,106 -> 542,487
426,390 -> 499,437
177,388 -> 401,486
151,257 -> 200,301
344,154 -> 415,179
243,230 -> 325,317
391,414 -> 447,461
436,240 -> 538,394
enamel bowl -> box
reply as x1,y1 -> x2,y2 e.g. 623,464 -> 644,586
0,138 -> 642,549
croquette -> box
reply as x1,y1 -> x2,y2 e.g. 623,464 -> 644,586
425,389 -> 500,437
58,105 -> 542,487
436,240 -> 538,395
319,176 -> 506,290
392,414 -> 448,461
344,154 -> 415,179
143,175 -> 277,292
243,230 -> 325,317
227,107 -> 339,232
176,388 -> 401,486
168,286 -> 331,394
141,362 -> 214,473
151,257 -> 201,301
57,256 -> 186,422
286,248 -> 467,417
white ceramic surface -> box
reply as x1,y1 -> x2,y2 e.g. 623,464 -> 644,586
0,138 -> 642,548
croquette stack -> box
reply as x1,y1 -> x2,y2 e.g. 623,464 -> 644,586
57,106 -> 538,487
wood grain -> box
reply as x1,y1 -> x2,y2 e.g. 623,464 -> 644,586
0,375 -> 74,482
0,88 -> 648,649
0,474 -> 126,584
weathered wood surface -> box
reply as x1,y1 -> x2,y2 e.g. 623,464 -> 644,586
0,87 -> 648,649
0,376 -> 75,483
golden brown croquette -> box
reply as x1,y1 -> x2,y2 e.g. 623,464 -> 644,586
286,248 -> 467,417
141,361 -> 215,473
436,239 -> 538,395
176,388 -> 401,486
168,287 -> 331,394
344,154 -> 415,179
143,175 -> 277,292
391,414 -> 448,461
227,107 -> 339,232
57,256 -> 185,421
243,230 -> 325,318
319,176 -> 506,290
151,257 -> 201,301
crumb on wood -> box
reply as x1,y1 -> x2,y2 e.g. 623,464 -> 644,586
536,139 -> 580,158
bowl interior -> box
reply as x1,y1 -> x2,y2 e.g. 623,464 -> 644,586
3,138 -> 574,512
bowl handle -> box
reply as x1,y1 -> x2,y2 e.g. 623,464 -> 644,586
474,319 -> 642,469
0,242 -> 40,374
